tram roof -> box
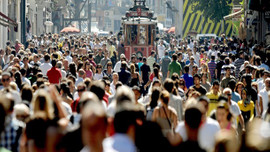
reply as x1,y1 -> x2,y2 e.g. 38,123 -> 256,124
122,17 -> 157,25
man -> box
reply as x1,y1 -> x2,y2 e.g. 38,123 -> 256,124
223,88 -> 245,131
94,49 -> 104,65
100,51 -> 111,70
81,101 -> 107,152
65,50 -> 72,64
164,78 -> 183,121
75,69 -> 85,87
177,52 -> 185,74
71,83 -> 87,112
259,78 -> 270,115
130,56 -> 139,72
40,54 -> 52,76
187,56 -> 196,75
114,54 -> 126,73
110,72 -> 119,95
30,54 -> 41,66
157,40 -> 166,61
47,59 -> 62,84
56,61 -> 67,78
181,66 -> 193,89
167,54 -> 181,78
174,97 -> 220,152
20,68 -> 31,86
206,81 -> 221,116
208,55 -> 217,83
21,56 -> 32,77
192,74 -> 207,95
216,53 -> 225,81
118,61 -> 131,85
103,102 -> 143,152
140,57 -> 151,93
228,79 -> 241,103
220,57 -> 236,78
220,65 -> 236,91
147,51 -> 156,72
234,51 -> 245,79
161,51 -> 171,80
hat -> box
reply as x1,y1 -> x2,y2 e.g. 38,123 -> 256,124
198,96 -> 210,103
120,54 -> 126,59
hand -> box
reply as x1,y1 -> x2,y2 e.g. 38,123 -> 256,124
49,85 -> 62,103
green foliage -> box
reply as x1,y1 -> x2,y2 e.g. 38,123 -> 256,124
189,0 -> 233,23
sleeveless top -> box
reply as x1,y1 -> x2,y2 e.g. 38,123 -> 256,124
156,107 -> 174,136
130,73 -> 140,87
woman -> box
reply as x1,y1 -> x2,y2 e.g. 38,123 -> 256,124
60,83 -> 74,105
69,62 -> 77,78
200,63 -> 211,83
238,89 -> 254,123
129,63 -> 141,87
14,71 -> 22,90
83,60 -> 93,80
144,67 -> 161,90
93,64 -> 103,81
201,72 -> 211,92
103,61 -> 114,82
235,82 -> 244,96
152,90 -> 178,137
216,101 -> 235,132
146,88 -> 161,121
21,85 -> 33,107
251,82 -> 263,117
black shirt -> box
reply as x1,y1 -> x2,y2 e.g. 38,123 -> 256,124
216,60 -> 225,81
140,64 -> 150,84
192,85 -> 207,95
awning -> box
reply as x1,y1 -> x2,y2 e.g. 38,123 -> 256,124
223,9 -> 244,20
0,11 -> 17,27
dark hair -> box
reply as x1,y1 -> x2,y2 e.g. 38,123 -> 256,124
213,80 -> 220,86
0,103 -> 6,133
150,88 -> 160,109
184,66 -> 189,73
44,54 -> 50,62
185,108 -> 202,129
69,63 -> 77,78
51,59 -> 57,67
21,85 -> 33,105
193,74 -> 201,80
60,83 -> 73,99
153,67 -> 159,79
20,68 -> 27,76
228,79 -> 236,91
14,71 -> 22,90
172,54 -> 177,60
89,81 -> 105,100
163,78 -> 174,93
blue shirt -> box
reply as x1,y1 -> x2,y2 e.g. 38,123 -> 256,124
181,73 -> 194,89
232,91 -> 241,103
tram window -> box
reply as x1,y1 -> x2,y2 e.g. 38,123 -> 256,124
148,25 -> 152,45
131,25 -> 138,45
126,25 -> 131,45
139,25 -> 146,45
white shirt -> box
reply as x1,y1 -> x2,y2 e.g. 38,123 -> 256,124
103,133 -> 136,152
75,77 -> 84,87
22,77 -> 31,86
66,55 -> 72,64
40,62 -> 52,76
175,118 -> 220,152
93,73 -> 103,81
259,88 -> 270,113
157,44 -> 166,59
114,61 -> 122,73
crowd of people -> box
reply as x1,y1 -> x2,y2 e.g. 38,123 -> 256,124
0,32 -> 270,152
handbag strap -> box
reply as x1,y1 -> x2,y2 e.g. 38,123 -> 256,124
162,106 -> 172,129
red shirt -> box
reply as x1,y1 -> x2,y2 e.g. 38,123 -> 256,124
47,67 -> 62,84
71,97 -> 80,112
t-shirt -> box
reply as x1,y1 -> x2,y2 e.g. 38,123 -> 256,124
181,74 -> 193,89
192,85 -> 207,95
140,64 -> 150,83
238,100 -> 254,123
47,67 -> 62,84
221,76 -> 236,89
259,89 -> 270,113
175,118 -> 220,152
206,91 -> 221,116
168,61 -> 182,78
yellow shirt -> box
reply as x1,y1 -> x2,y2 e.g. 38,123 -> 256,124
206,91 -> 221,116
238,100 -> 254,123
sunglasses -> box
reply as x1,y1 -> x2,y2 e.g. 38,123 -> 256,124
107,65 -> 112,67
2,78 -> 10,82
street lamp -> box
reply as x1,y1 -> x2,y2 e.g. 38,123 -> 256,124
88,0 -> 96,33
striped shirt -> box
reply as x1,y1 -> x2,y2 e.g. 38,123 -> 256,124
234,58 -> 244,79
208,60 -> 216,79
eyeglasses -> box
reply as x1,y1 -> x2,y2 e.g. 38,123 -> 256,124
2,78 -> 10,82
226,93 -> 232,96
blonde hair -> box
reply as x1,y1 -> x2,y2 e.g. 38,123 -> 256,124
31,89 -> 54,120
130,63 -> 135,74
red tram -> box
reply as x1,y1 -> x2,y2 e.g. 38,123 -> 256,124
121,0 -> 157,60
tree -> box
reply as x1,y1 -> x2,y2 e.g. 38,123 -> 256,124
189,0 -> 233,23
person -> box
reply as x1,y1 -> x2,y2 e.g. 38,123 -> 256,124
228,79 -> 241,103
75,69 -> 85,87
103,61 -> 114,82
215,101 -> 235,132
118,61 -> 131,85
201,72 -> 211,92
152,90 -> 178,137
129,63 -> 141,87
137,57 -> 143,75
191,74 -> 207,95
157,40 -> 166,61
221,65 -> 236,91
243,74 -> 258,117
259,78 -> 270,115
71,83 -> 87,112
140,57 -> 151,86
208,55 -> 217,83
83,60 -> 93,80
100,51 -> 111,70
47,59 -> 62,84
181,65 -> 193,89
206,81 -> 221,116
216,53 -> 226,81
93,64 -> 103,81
94,49 -> 104,65
167,54 -> 182,78
238,89 -> 254,123
80,100 -> 107,152
147,51 -> 156,72
56,61 -> 67,78
163,78 -> 183,121
110,72 -> 119,95
146,88 -> 160,121
235,82 -> 244,97
234,51 -> 245,79
39,54 -> 52,76
161,51 -> 171,80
